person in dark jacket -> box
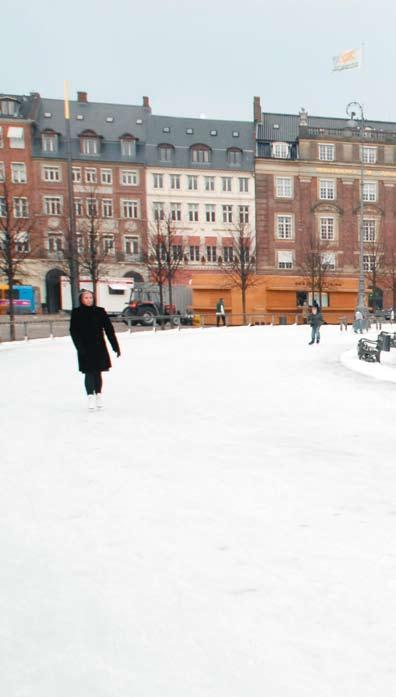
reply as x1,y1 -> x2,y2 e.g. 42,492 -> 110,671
70,290 -> 121,410
307,305 -> 323,344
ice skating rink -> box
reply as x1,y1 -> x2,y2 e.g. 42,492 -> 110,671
2,325 -> 396,697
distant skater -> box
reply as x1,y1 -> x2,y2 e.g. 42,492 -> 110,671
216,298 -> 226,327
70,290 -> 120,410
307,304 -> 323,345
354,309 -> 363,334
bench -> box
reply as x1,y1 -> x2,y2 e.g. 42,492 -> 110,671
357,331 -> 393,363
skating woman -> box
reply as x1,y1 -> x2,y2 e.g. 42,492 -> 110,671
70,289 -> 120,410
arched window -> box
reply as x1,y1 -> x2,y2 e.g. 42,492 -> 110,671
158,143 -> 174,163
190,144 -> 212,164
120,133 -> 137,157
227,147 -> 243,165
79,129 -> 100,155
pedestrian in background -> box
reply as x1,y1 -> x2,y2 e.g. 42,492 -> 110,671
307,304 -> 323,345
216,298 -> 226,327
354,308 -> 363,334
70,289 -> 120,410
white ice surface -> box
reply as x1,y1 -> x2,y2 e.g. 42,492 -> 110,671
1,325 -> 396,697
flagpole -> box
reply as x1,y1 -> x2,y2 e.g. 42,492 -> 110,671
64,80 -> 79,308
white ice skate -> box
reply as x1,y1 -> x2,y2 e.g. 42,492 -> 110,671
88,395 -> 96,411
96,393 -> 103,410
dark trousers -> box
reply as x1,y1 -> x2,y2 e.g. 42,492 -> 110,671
216,314 -> 226,327
84,371 -> 103,395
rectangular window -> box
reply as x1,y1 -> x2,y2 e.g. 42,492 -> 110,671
43,166 -> 60,182
8,127 -> 25,149
48,234 -> 63,252
276,215 -> 293,239
272,142 -> 289,159
82,138 -> 98,155
192,148 -> 210,163
72,167 -> 81,183
187,175 -> 198,191
101,169 -> 112,185
74,199 -> 83,217
159,146 -> 173,162
363,255 -> 376,272
206,246 -> 217,262
275,176 -> 293,198
189,245 -> 200,261
153,173 -> 163,189
239,177 -> 249,193
86,198 -> 98,216
363,181 -> 377,202
102,199 -> 113,218
222,205 -> 233,223
0,162 -> 4,181
103,236 -> 114,254
76,235 -> 84,253
227,149 -> 242,165
205,204 -> 216,223
223,247 -> 234,263
239,205 -> 249,224
122,199 -> 139,219
15,231 -> 29,253
308,292 -> 329,308
170,203 -> 181,221
125,236 -> 139,255
121,139 -> 134,157
0,197 -> 5,217
121,170 -> 138,186
362,146 -> 377,164
11,163 -> 27,183
205,176 -> 215,191
0,127 -> 3,148
188,203 -> 199,222
170,174 -> 180,190
172,245 -> 183,260
363,219 -> 376,241
277,251 -> 293,269
319,143 -> 335,161
320,217 -> 335,240
321,252 -> 336,270
85,168 -> 97,184
319,179 -> 336,200
222,177 -> 232,192
42,134 -> 57,152
44,196 -> 61,215
153,202 -> 164,221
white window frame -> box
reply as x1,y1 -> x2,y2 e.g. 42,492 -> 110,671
47,233 -> 63,253
222,205 -> 233,223
11,162 -> 27,184
0,162 -> 4,181
362,181 -> 377,202
239,177 -> 249,193
121,139 -> 134,157
188,203 -> 199,222
86,198 -> 98,217
153,173 -> 163,189
319,217 -> 335,241
319,179 -> 336,200
82,137 -> 99,155
159,145 -> 173,162
170,202 -> 182,222
189,245 -> 200,262
276,214 -> 293,239
187,175 -> 198,191
363,255 -> 376,272
85,168 -> 97,184
101,169 -> 112,185
42,165 -> 60,183
153,202 -> 164,221
15,231 -> 29,253
205,176 -> 215,191
102,199 -> 113,218
192,147 -> 210,163
72,167 -> 81,183
318,143 -> 335,161
206,245 -> 217,262
363,219 -> 376,242
42,133 -> 57,153
0,127 -> 3,148
321,252 -> 336,270
239,205 -> 249,224
275,176 -> 293,198
8,127 -> 25,149
121,169 -> 138,186
125,236 -> 139,256
103,236 -> 115,255
272,142 -> 289,159
277,250 -> 293,269
122,199 -> 140,219
74,199 -> 83,217
170,174 -> 181,190
222,177 -> 232,192
362,146 -> 377,164
205,204 -> 216,223
44,196 -> 62,216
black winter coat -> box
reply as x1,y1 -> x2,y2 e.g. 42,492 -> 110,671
70,305 -> 120,373
307,310 -> 323,328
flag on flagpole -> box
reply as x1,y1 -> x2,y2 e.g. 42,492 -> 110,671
332,48 -> 362,71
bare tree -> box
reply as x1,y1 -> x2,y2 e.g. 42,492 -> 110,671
0,180 -> 37,340
364,229 -> 385,311
76,188 -> 111,302
219,223 -> 256,324
298,229 -> 333,307
382,239 -> 396,310
144,213 -> 185,312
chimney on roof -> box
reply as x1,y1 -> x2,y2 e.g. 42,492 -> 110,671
77,91 -> 88,104
299,108 -> 308,127
254,96 -> 262,123
143,95 -> 151,112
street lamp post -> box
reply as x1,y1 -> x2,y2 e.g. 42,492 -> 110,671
346,101 -> 366,315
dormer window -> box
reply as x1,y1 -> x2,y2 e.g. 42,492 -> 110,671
120,134 -> 137,157
227,147 -> 243,165
159,144 -> 174,162
0,98 -> 20,117
41,130 -> 58,153
272,142 -> 290,159
191,144 -> 212,164
79,130 -> 100,155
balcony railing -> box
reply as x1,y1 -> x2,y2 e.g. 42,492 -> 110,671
300,125 -> 396,143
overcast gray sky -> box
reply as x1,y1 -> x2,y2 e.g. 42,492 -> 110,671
2,0 -> 396,122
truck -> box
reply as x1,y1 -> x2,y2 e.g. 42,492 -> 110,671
60,276 -> 193,326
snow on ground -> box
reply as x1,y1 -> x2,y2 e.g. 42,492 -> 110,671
1,324 -> 396,697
